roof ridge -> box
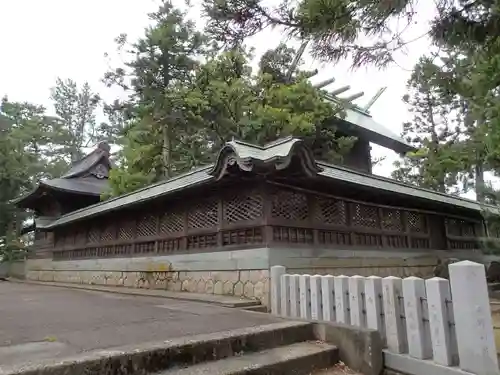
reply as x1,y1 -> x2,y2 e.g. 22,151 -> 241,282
49,164 -> 214,224
229,136 -> 298,150
230,139 -> 266,150
317,160 -> 496,210
263,136 -> 296,149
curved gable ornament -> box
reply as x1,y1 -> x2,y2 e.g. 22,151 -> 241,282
208,138 -> 323,180
92,164 -> 108,179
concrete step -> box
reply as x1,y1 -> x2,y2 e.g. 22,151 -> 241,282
0,321 -> 319,375
157,341 -> 339,375
1,322 -> 317,375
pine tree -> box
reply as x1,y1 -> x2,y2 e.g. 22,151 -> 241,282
392,56 -> 463,192
0,98 -> 66,182
103,0 -> 206,190
0,102 -> 32,245
105,40 -> 357,197
392,49 -> 496,199
203,0 -> 500,66
50,78 -> 111,162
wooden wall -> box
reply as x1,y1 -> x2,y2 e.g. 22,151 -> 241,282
34,181 -> 486,261
342,138 -> 372,173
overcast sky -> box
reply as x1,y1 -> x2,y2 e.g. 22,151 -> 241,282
3,0 -> 463,190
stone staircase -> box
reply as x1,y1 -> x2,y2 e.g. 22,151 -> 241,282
1,321 -> 340,375
153,321 -> 338,375
158,341 -> 336,375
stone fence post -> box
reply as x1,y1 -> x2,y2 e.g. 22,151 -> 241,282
449,260 -> 499,375
270,265 -> 286,315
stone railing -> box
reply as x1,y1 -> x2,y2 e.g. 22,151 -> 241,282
270,261 -> 499,375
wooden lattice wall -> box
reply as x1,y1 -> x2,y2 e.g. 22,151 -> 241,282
50,184 -> 484,260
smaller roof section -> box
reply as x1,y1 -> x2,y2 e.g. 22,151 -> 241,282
338,107 -> 414,154
317,80 -> 414,154
62,142 -> 112,179
14,142 -> 112,209
209,137 -> 322,179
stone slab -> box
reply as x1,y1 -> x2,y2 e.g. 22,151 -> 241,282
30,248 -> 270,272
0,281 -> 283,368
383,351 -> 477,375
9,279 -> 260,308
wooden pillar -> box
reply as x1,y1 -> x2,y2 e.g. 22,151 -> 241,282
217,198 -> 223,248
402,211 -> 410,248
262,182 -> 274,247
346,203 -> 356,246
428,215 -> 447,250
182,206 -> 189,251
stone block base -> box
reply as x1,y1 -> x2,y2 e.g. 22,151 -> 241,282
26,268 -> 270,306
287,264 -> 436,279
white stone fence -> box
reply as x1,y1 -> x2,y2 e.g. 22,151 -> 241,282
270,261 -> 499,375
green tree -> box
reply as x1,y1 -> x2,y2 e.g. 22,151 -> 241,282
50,78 -> 112,162
2,98 -> 69,181
202,0 -> 500,201
0,236 -> 28,264
392,47 -> 497,202
103,1 -> 206,184
106,40 -> 355,196
0,106 -> 30,243
392,56 -> 463,192
188,45 -> 354,160
202,0 -> 500,67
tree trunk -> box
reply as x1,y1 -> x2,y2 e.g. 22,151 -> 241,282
162,123 -> 172,179
476,161 -> 485,202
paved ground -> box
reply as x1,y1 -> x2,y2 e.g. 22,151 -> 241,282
0,281 -> 282,367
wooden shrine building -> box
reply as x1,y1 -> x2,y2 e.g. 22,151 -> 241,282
15,141 -> 112,255
16,108 -> 496,307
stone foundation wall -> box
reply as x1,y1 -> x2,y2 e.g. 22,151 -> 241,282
26,248 -> 271,306
26,246 -> 483,308
286,258 -> 437,278
27,268 -> 270,305
269,247 -> 486,279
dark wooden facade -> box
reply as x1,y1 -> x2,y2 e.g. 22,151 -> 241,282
342,138 -> 372,173
24,137 -> 492,261
42,180 -> 485,262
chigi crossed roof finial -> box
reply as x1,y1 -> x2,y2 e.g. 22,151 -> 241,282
283,40 -> 412,154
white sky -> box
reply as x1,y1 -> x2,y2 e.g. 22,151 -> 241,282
0,0 -> 480,199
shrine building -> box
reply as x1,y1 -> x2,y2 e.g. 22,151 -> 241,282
15,106 -> 496,308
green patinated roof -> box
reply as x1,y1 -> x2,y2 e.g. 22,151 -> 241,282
320,92 -> 414,154
45,167 -> 215,228
318,163 -> 488,212
341,107 -> 413,154
43,137 -> 495,229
